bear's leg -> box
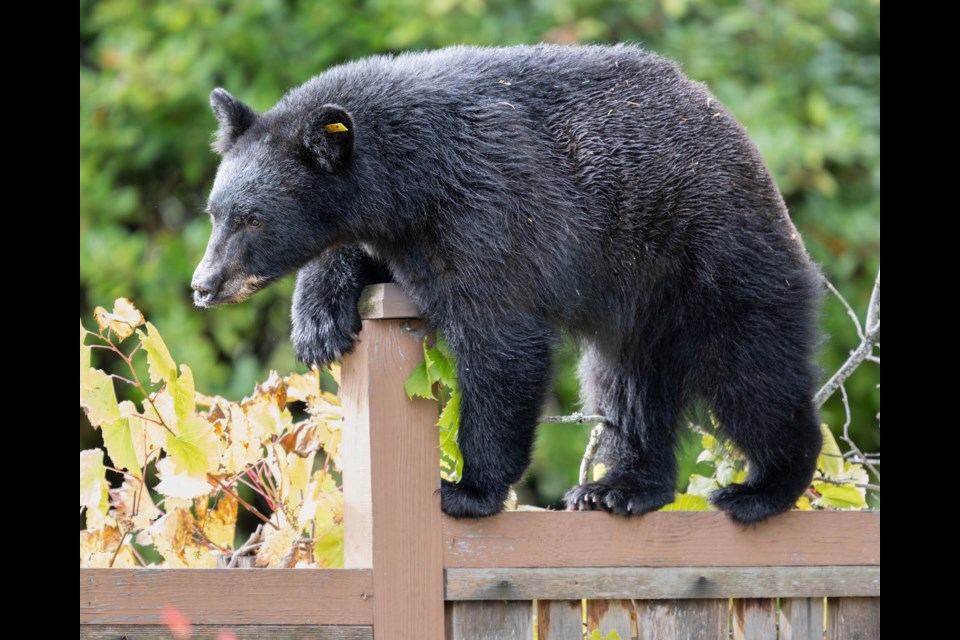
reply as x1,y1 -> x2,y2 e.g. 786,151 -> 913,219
440,318 -> 555,518
705,342 -> 822,525
564,347 -> 681,515
291,245 -> 391,367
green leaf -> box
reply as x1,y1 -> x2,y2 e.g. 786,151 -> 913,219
404,360 -> 434,400
313,524 -> 345,568
102,417 -> 140,474
171,364 -> 196,421
437,392 -> 460,432
137,322 -> 177,384
660,493 -> 712,511
817,424 -> 844,477
80,449 -> 107,510
813,482 -> 867,509
166,415 -> 219,477
425,345 -> 457,391
80,368 -> 120,427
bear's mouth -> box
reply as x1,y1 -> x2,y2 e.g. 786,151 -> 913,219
193,275 -> 270,308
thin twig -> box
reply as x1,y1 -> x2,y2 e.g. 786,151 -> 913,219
814,475 -> 881,492
838,384 -> 880,482
824,277 -> 864,340
579,422 -> 606,485
814,322 -> 880,408
209,476 -> 279,530
227,524 -> 264,568
541,412 -> 609,425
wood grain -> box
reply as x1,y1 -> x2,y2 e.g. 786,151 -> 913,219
828,597 -> 880,640
357,283 -> 420,319
341,318 -> 445,640
732,598 -> 778,640
443,511 -> 879,568
536,600 -> 583,639
586,599 -> 633,638
780,598 -> 826,640
635,599 -> 728,640
79,625 -> 372,639
79,569 -> 373,625
445,566 -> 879,600
445,601 -> 533,640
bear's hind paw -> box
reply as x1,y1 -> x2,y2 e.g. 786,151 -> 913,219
564,482 -> 673,516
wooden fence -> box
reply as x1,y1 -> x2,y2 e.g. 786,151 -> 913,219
80,284 -> 881,640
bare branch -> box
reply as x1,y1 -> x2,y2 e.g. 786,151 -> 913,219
814,321 -> 880,408
865,267 -> 880,332
837,384 -> 880,482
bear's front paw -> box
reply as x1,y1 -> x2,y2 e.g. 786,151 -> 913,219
291,310 -> 360,367
564,481 -> 674,516
440,480 -> 509,519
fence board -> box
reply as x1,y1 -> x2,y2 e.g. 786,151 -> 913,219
732,598 -> 778,640
536,600 -> 583,639
79,625 -> 372,639
828,597 -> 880,640
79,569 -> 373,625
341,318 -> 445,640
443,512 -> 879,568
445,566 -> 879,600
635,599 -> 728,640
587,599 -> 633,638
780,598 -> 825,640
446,601 -> 533,640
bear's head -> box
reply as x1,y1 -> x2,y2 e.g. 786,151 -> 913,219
191,89 -> 355,307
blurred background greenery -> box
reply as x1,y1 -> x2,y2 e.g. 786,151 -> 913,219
80,0 -> 880,509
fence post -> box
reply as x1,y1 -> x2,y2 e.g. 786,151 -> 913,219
340,284 -> 445,639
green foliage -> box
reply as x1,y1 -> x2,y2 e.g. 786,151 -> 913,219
81,0 -> 879,507
80,300 -> 344,568
406,335 -> 464,480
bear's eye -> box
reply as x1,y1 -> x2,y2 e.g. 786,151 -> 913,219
244,214 -> 262,229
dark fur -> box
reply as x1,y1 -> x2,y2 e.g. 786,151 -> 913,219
192,45 -> 823,524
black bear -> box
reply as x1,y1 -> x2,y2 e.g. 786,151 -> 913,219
192,44 -> 822,524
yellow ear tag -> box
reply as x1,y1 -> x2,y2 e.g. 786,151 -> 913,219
324,122 -> 349,133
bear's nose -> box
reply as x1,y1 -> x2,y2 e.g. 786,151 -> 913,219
191,274 -> 223,306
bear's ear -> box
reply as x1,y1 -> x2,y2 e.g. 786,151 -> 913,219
303,105 -> 354,173
210,88 -> 257,154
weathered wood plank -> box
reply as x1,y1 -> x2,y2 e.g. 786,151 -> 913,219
780,598 -> 825,640
341,319 -> 445,640
443,511 -> 879,568
445,601 -> 533,640
357,283 -> 420,319
536,600 -> 583,639
732,598 -> 778,640
79,569 -> 373,625
79,625 -> 372,639
635,599 -> 728,640
586,600 -> 633,638
828,597 -> 880,640
445,566 -> 880,600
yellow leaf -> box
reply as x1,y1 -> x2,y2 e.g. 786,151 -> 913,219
94,298 -> 144,341
110,477 -> 162,522
328,363 -> 341,385
256,520 -> 298,568
817,423 -> 844,477
171,365 -> 197,421
243,373 -> 292,440
313,524 -> 344,568
80,368 -> 120,427
147,507 -> 216,568
80,449 -> 107,510
197,494 -> 237,549
137,322 -> 177,384
154,457 -> 211,499
278,451 -> 316,512
80,525 -> 137,568
298,470 -> 341,530
284,370 -> 320,403
102,417 -> 140,474
795,496 -> 812,511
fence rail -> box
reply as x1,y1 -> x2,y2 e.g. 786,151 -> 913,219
80,285 -> 880,639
